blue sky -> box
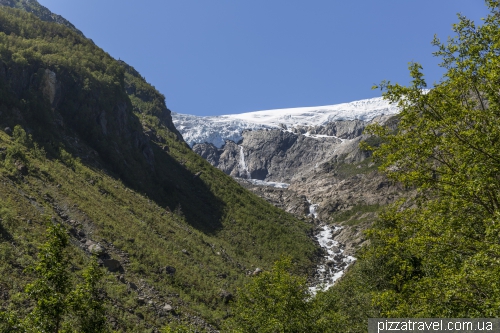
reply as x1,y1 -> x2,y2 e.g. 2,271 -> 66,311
37,1 -> 488,116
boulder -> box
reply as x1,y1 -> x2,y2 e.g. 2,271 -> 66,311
220,290 -> 233,304
88,243 -> 104,255
15,161 -> 28,175
164,266 -> 176,275
102,259 -> 121,272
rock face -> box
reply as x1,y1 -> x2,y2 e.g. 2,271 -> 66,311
193,115 -> 405,255
193,119 -> 378,183
41,69 -> 60,108
194,128 -> 339,182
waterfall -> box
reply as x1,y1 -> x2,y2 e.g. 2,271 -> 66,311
239,146 -> 251,179
307,198 -> 319,218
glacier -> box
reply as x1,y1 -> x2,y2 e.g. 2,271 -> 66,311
172,96 -> 399,148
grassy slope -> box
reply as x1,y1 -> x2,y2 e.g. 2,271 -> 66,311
0,6 -> 315,331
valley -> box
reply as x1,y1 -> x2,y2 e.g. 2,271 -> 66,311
173,105 -> 405,290
2,0 -> 500,331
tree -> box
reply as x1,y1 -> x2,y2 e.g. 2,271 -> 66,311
23,221 -> 71,332
362,0 -> 500,316
224,257 -> 323,333
68,256 -> 109,333
0,221 -> 110,332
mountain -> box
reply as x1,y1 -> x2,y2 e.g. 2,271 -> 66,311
174,100 -> 405,291
0,0 -> 83,35
0,2 -> 317,331
172,96 -> 399,148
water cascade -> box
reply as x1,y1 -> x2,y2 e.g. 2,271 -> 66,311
309,225 -> 356,294
238,146 -> 251,179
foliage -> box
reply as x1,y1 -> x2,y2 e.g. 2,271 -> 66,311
0,221 -> 109,333
22,221 -> 71,332
0,5 -> 316,330
224,257 -> 325,333
68,256 -> 109,333
361,0 -> 500,317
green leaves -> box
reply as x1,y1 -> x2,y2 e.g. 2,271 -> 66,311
361,0 -> 500,317
0,221 -> 109,333
224,257 -> 322,333
23,221 -> 70,333
67,257 -> 108,333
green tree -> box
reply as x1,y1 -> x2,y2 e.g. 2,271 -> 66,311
68,256 -> 109,333
362,0 -> 500,317
224,257 -> 322,333
23,221 -> 71,332
0,221 -> 109,332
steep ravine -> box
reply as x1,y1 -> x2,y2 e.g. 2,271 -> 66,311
220,117 -> 405,289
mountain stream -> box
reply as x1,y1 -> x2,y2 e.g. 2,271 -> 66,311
308,204 -> 356,294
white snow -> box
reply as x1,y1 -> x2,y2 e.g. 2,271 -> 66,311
303,132 -> 344,142
244,179 -> 290,188
172,96 -> 398,148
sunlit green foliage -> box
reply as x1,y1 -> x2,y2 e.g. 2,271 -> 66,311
68,256 -> 109,333
361,0 -> 500,317
0,4 -> 316,331
0,222 -> 109,333
224,257 -> 327,333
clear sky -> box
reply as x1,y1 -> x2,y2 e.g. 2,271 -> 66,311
37,0 -> 488,116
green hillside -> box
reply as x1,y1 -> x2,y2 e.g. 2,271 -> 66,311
0,4 -> 316,331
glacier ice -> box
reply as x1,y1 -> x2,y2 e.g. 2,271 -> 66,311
172,96 -> 399,148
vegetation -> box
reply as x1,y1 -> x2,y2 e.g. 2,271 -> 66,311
360,0 -> 500,317
2,0 -> 500,330
224,257 -> 327,333
0,221 -> 109,332
0,4 -> 316,331
327,155 -> 380,179
224,0 -> 500,330
331,203 -> 381,227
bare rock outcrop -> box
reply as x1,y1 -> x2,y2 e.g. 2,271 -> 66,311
196,115 -> 404,255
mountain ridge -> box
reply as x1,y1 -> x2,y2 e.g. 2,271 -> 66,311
0,3 -> 317,331
173,96 -> 399,147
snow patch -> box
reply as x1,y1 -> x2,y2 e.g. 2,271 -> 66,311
303,132 -> 344,142
246,179 -> 290,188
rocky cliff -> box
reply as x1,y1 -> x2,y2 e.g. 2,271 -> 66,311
192,115 -> 404,255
